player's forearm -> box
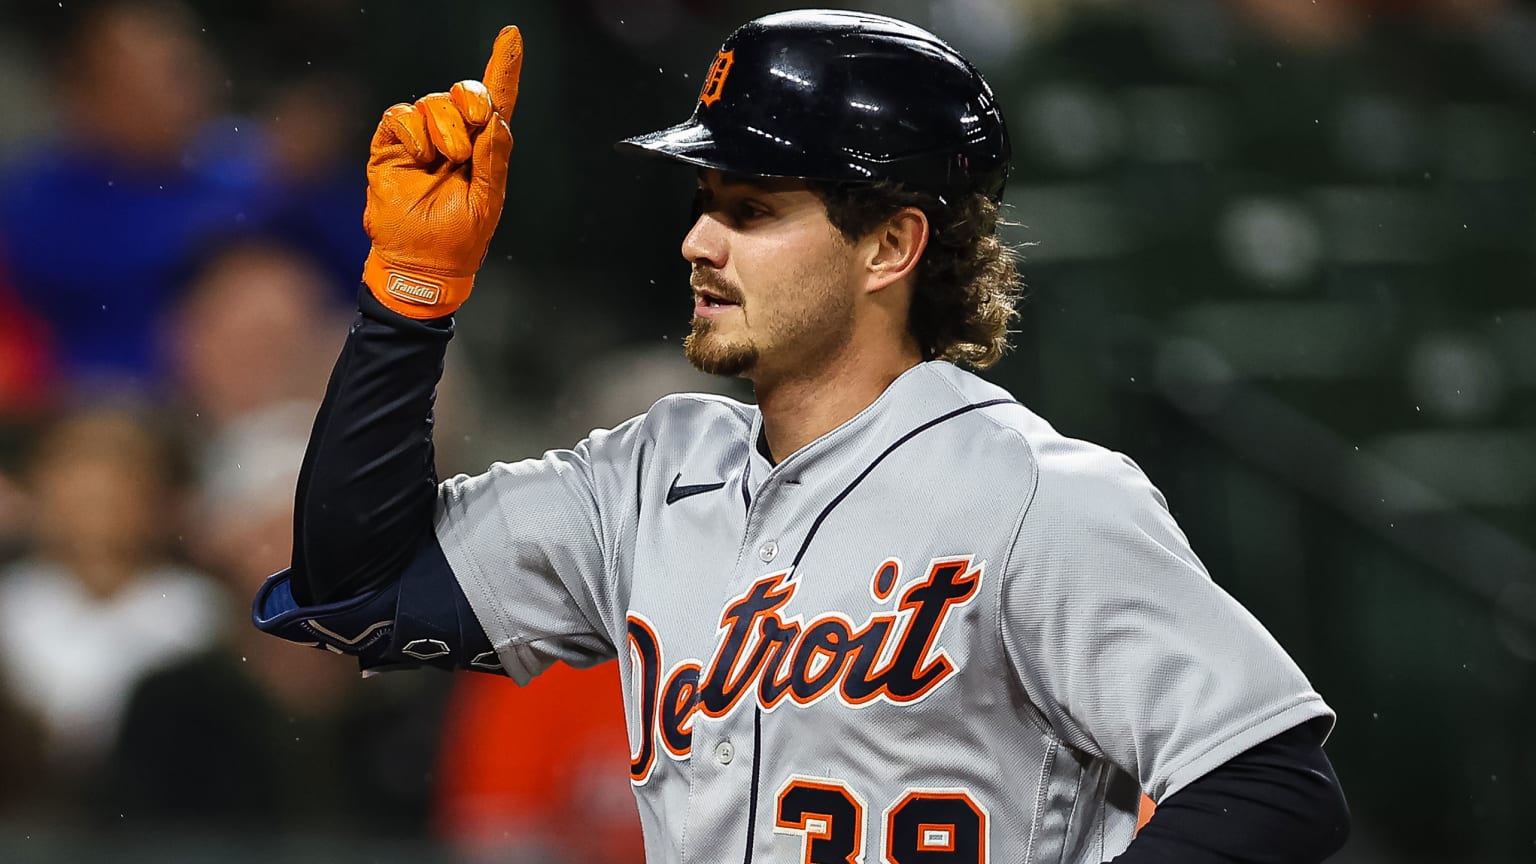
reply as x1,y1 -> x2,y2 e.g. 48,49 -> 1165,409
1110,723 -> 1350,863
289,288 -> 454,605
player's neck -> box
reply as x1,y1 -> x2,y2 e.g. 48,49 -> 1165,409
753,337 -> 922,462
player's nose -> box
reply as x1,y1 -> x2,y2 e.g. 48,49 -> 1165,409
681,212 -> 727,269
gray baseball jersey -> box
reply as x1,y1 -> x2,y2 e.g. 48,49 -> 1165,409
436,360 -> 1332,863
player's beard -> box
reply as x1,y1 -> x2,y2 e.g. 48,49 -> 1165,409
684,259 -> 855,381
684,316 -> 759,377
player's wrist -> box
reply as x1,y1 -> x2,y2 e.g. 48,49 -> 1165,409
363,248 -> 475,320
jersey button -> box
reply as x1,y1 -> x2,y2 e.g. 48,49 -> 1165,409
758,541 -> 778,563
714,739 -> 735,765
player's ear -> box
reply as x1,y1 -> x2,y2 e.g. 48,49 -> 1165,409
862,206 -> 928,294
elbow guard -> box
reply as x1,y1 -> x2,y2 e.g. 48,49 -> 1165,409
251,534 -> 503,676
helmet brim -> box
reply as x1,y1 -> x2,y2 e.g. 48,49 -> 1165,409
616,117 -> 858,184
616,119 -> 724,169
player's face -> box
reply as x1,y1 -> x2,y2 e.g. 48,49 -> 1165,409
682,170 -> 861,381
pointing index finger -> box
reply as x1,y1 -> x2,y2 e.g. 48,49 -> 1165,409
482,25 -> 524,120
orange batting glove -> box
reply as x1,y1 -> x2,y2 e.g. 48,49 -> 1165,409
361,26 -> 523,319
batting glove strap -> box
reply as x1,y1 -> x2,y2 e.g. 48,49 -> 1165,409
251,535 -> 503,677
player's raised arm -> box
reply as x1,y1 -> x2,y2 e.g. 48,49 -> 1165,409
251,27 -> 615,678
288,26 -> 522,610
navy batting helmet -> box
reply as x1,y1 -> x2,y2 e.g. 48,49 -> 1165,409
617,9 -> 1011,203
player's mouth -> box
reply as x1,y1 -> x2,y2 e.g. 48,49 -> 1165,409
691,282 -> 742,318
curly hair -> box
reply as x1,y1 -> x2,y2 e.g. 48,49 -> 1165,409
815,181 -> 1021,369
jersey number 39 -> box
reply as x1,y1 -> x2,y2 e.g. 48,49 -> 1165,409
775,777 -> 986,863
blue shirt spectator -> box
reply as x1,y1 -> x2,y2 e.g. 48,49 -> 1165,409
0,130 -> 270,389
0,0 -> 273,392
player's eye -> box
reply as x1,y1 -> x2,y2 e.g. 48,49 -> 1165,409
690,187 -> 770,227
734,200 -> 772,223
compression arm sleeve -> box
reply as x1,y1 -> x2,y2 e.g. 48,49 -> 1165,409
290,287 -> 453,606
1110,722 -> 1350,863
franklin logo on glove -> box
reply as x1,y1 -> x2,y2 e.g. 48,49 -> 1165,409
385,273 -> 442,306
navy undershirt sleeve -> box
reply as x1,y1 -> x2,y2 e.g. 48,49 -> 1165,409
289,287 -> 453,606
1110,721 -> 1350,863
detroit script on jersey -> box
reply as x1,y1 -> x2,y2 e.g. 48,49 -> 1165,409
628,555 -> 982,783
436,362 -> 1333,863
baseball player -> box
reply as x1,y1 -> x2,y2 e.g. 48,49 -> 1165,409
255,11 -> 1349,862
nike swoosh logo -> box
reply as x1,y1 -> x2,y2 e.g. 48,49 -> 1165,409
667,472 -> 727,505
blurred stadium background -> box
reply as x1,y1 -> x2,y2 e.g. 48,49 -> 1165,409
0,0 -> 1531,861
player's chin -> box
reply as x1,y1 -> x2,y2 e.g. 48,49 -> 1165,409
684,325 -> 757,377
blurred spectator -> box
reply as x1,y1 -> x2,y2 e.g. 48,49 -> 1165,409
174,0 -> 374,299
255,71 -> 373,301
435,664 -> 644,864
0,248 -> 55,560
165,234 -> 347,434
101,409 -> 449,842
0,406 -> 224,813
0,248 -> 56,421
0,0 -> 271,394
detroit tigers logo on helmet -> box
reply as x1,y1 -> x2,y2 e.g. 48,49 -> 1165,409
698,49 -> 735,107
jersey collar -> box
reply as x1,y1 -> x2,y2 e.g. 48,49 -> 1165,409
745,360 -> 983,492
